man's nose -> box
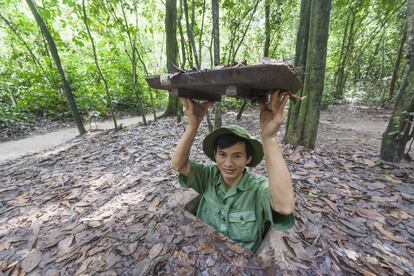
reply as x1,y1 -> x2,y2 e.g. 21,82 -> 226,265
224,157 -> 233,166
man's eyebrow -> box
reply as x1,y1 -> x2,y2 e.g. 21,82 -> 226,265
217,150 -> 244,154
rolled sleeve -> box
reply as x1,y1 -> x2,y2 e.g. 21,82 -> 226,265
258,185 -> 295,232
178,160 -> 214,194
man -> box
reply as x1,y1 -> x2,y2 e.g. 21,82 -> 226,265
171,91 -> 294,251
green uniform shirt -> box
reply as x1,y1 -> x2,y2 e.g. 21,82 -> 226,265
179,160 -> 294,251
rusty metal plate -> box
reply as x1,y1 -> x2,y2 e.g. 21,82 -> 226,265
146,63 -> 303,101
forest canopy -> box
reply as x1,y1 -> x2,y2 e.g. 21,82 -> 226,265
0,0 -> 410,160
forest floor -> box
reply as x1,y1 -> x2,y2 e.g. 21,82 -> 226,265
0,105 -> 413,275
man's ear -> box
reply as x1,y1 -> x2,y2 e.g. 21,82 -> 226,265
246,155 -> 253,165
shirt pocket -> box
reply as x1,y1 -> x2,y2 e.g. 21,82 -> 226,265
200,196 -> 221,230
228,210 -> 257,242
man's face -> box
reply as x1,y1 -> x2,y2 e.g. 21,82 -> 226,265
214,142 -> 252,187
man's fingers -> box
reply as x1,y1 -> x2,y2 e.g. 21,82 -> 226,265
259,101 -> 268,113
182,98 -> 189,110
280,95 -> 289,109
270,92 -> 281,111
203,101 -> 215,109
186,98 -> 195,113
271,90 -> 289,111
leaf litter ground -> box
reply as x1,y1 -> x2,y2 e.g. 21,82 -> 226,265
0,105 -> 413,275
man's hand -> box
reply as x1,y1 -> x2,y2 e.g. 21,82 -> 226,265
172,98 -> 214,176
259,90 -> 289,139
183,98 -> 215,127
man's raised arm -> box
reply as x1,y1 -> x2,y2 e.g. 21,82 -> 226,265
171,99 -> 214,176
259,91 -> 294,215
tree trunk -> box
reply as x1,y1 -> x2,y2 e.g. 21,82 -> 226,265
82,0 -> 118,130
183,0 -> 200,68
26,0 -> 86,135
198,0 -> 206,67
211,0 -> 222,130
134,47 -> 157,122
263,0 -> 271,57
178,0 -> 187,68
389,24 -> 407,99
380,0 -> 414,162
212,0 -> 220,66
236,100 -> 247,120
285,0 -> 332,149
120,5 -> 147,125
163,0 -> 181,118
285,0 -> 311,142
333,11 -> 351,101
334,2 -> 358,101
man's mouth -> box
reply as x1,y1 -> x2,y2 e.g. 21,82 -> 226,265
223,169 -> 235,174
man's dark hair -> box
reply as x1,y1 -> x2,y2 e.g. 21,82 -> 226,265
213,134 -> 254,158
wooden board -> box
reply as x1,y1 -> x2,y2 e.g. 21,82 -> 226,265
145,62 -> 303,101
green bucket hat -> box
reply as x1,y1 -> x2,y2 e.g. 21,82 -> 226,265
202,125 -> 264,167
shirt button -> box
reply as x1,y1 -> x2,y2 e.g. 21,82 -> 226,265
222,217 -> 225,222
223,199 -> 227,205
240,216 -> 244,221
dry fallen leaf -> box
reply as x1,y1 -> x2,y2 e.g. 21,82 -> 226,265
148,243 -> 164,260
343,249 -> 359,261
58,235 -> 74,255
21,249 -> 42,273
106,252 -> 121,269
384,175 -> 402,184
373,222 -> 407,243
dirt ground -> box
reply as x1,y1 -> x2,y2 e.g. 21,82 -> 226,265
0,113 -> 160,162
0,105 -> 413,275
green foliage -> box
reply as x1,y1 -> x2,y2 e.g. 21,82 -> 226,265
0,0 -> 167,129
325,0 -> 406,104
0,0 -> 410,133
0,105 -> 33,132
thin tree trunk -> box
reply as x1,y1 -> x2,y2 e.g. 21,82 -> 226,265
26,0 -> 86,135
389,24 -> 407,99
198,0 -> 206,67
264,0 -> 271,57
379,28 -> 387,102
211,0 -> 222,130
134,47 -> 157,122
333,10 -> 351,100
183,0 -> 200,68
212,0 -> 220,66
286,0 -> 311,142
163,0 -> 181,118
121,5 -> 147,125
236,100 -> 247,120
178,0 -> 187,68
107,2 -> 147,124
149,89 -> 157,121
335,2 -> 358,101
82,0 -> 117,130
